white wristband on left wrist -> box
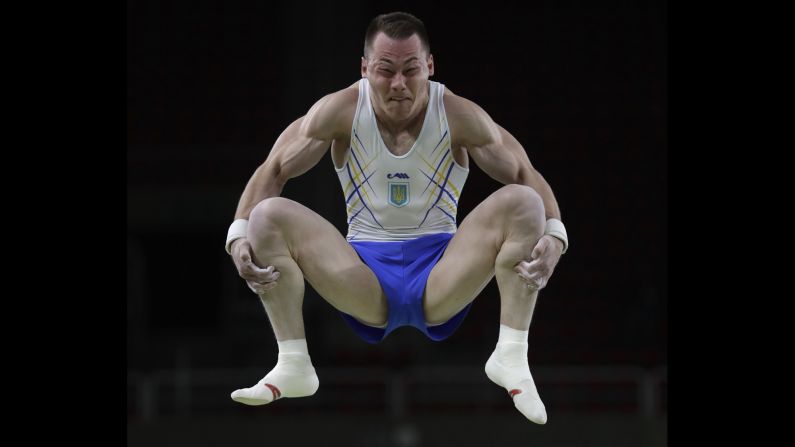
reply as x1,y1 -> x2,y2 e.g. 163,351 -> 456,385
545,218 -> 568,254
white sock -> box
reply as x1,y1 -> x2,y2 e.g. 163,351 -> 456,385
485,324 -> 547,424
276,339 -> 309,355
498,324 -> 529,344
230,338 -> 319,405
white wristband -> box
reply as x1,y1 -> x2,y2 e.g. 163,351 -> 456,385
225,219 -> 248,254
545,218 -> 568,254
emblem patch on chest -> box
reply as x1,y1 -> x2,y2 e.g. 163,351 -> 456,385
388,182 -> 410,207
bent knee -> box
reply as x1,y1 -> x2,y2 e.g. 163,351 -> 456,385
249,197 -> 301,229
494,185 -> 545,227
495,184 -> 543,210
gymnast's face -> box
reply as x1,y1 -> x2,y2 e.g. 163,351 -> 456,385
362,32 -> 434,122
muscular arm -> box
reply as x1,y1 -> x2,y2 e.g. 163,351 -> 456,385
234,88 -> 356,219
446,92 -> 561,220
233,116 -> 329,219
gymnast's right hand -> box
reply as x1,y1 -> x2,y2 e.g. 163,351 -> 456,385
230,238 -> 281,294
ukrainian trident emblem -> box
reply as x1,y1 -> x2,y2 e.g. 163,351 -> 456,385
388,182 -> 409,207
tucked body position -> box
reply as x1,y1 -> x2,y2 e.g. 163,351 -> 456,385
224,11 -> 569,424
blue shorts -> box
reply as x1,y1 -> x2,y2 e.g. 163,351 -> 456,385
339,232 -> 473,344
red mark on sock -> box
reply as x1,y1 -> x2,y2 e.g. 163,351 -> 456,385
264,383 -> 281,400
509,389 -> 522,398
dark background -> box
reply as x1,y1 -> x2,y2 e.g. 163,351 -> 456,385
127,0 -> 666,445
